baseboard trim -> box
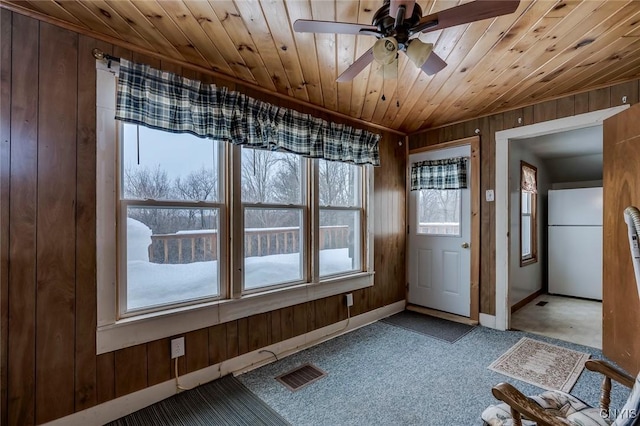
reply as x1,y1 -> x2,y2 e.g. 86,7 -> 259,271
44,300 -> 406,426
510,289 -> 543,314
479,313 -> 496,328
405,304 -> 478,326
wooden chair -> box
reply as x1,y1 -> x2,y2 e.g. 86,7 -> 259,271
482,360 -> 639,426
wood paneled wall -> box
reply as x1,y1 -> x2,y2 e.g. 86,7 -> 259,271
409,78 -> 640,316
0,10 -> 406,425
603,103 -> 640,376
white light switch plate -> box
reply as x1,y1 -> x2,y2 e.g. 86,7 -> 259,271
486,189 -> 495,202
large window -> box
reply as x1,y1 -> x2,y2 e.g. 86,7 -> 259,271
97,63 -> 373,352
115,125 -> 370,317
520,161 -> 537,265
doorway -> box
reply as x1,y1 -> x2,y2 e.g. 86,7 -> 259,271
407,137 -> 480,321
494,105 -> 629,332
507,127 -> 604,348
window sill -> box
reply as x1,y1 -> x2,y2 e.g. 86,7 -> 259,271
96,272 -> 374,354
520,258 -> 538,267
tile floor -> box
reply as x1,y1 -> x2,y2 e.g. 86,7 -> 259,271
510,294 -> 602,349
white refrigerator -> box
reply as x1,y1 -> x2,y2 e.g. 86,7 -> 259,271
548,187 -> 603,300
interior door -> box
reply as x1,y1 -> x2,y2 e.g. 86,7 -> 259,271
408,145 -> 471,317
603,103 -> 640,375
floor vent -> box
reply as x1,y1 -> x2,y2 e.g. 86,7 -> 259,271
536,301 -> 549,306
276,363 -> 327,391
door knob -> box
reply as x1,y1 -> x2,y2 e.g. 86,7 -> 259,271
461,242 -> 470,248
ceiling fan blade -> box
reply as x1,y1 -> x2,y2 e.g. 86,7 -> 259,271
336,48 -> 374,82
293,19 -> 377,35
420,51 -> 447,75
390,0 -> 416,21
413,0 -> 520,34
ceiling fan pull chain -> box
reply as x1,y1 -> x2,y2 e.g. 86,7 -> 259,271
382,72 -> 386,101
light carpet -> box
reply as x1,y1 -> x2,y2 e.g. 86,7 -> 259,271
488,337 -> 590,393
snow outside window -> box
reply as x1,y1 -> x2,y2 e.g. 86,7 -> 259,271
119,123 -> 224,316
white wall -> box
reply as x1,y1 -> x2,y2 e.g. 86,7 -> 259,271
508,144 -> 550,306
544,153 -> 603,183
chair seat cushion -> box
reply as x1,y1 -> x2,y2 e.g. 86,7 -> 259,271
482,389 -> 611,426
612,373 -> 640,426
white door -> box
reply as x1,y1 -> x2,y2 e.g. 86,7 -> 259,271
408,145 -> 471,317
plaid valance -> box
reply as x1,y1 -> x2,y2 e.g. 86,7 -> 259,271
115,59 -> 380,166
410,157 -> 467,190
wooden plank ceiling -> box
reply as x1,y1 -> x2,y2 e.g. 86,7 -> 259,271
5,0 -> 640,133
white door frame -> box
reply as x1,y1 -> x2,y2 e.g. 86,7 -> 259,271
494,105 -> 629,331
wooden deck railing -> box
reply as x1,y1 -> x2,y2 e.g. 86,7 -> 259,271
417,222 -> 460,235
148,225 -> 349,264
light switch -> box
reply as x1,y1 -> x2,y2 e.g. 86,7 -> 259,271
486,189 -> 495,202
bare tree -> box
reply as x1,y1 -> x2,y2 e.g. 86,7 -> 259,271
124,165 -> 171,200
319,160 -> 356,207
175,167 -> 219,229
242,148 -> 302,228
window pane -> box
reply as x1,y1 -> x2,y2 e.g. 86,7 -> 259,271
125,206 -> 219,312
244,208 -> 303,290
522,192 -> 531,214
319,159 -> 361,207
241,147 -> 302,204
319,209 -> 360,276
416,189 -> 461,235
521,215 -> 532,257
122,123 -> 221,202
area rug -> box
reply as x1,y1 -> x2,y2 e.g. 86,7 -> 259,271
380,310 -> 475,343
488,337 -> 590,392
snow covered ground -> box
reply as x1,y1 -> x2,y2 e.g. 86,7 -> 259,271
127,248 -> 355,310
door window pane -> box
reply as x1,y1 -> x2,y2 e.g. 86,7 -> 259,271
319,159 -> 361,207
122,123 -> 221,202
416,189 -> 461,236
125,206 -> 219,312
241,147 -> 302,204
244,208 -> 303,290
319,209 -> 361,276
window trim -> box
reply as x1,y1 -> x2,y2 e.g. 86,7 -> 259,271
520,161 -> 538,266
95,61 -> 374,354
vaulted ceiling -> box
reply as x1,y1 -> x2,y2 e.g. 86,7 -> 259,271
4,0 -> 640,133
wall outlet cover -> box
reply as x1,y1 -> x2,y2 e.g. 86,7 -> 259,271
171,337 -> 185,359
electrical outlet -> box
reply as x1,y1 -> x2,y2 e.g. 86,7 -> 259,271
171,337 -> 185,359
345,293 -> 354,307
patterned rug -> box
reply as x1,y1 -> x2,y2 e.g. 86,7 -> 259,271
488,337 -> 590,392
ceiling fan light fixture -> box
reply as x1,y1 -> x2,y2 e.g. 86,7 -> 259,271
373,37 -> 398,65
406,39 -> 433,68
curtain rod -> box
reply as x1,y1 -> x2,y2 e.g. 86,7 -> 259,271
92,48 -> 120,67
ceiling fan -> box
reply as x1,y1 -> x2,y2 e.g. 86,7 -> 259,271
293,0 -> 521,82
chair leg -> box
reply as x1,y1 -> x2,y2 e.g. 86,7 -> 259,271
600,376 -> 612,415
510,407 -> 523,426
